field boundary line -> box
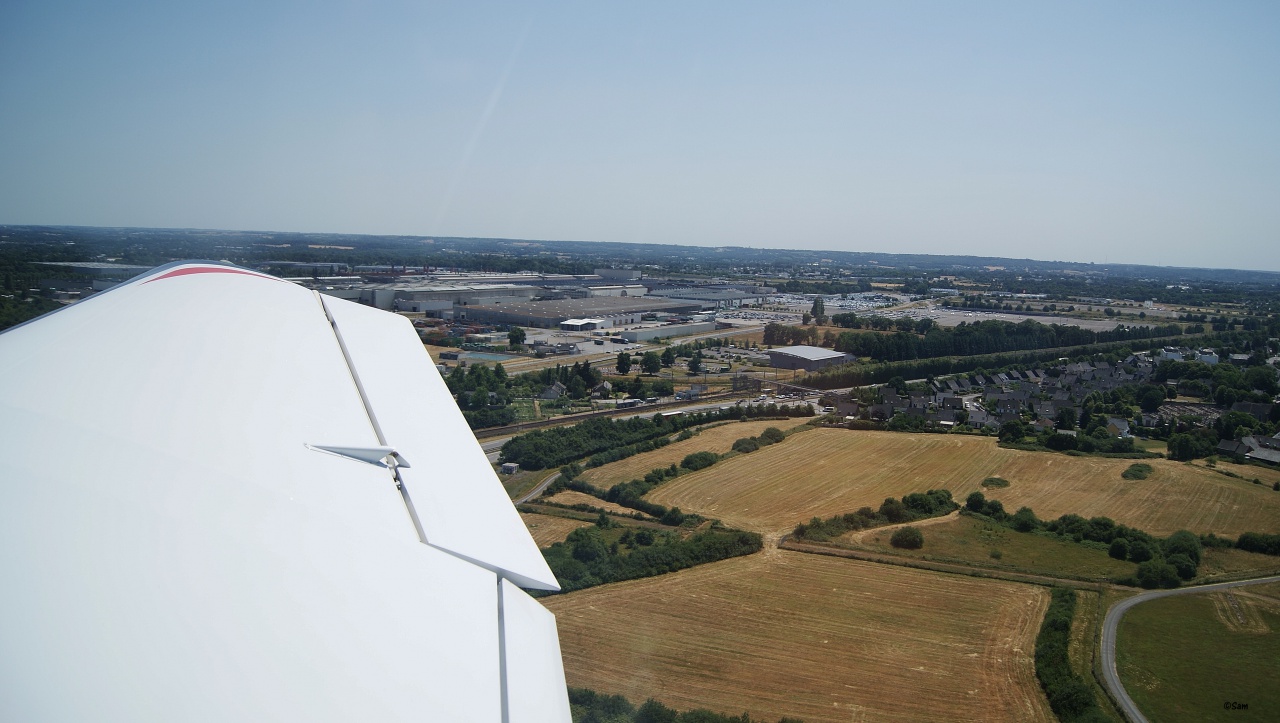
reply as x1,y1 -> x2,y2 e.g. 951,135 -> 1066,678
780,536 -> 1112,591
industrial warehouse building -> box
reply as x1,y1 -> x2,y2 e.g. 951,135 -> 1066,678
765,345 -> 851,371
619,321 -> 717,342
459,297 -> 702,328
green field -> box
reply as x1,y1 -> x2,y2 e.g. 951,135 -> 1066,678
831,513 -> 1138,581
1117,587 -> 1280,722
500,467 -> 557,500
1196,547 -> 1280,581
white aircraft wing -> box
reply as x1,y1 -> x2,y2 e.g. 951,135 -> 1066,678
0,262 -> 569,721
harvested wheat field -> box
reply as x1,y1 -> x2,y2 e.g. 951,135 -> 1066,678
542,490 -> 639,516
520,512 -> 591,548
546,550 -> 1053,723
577,419 -> 809,489
647,429 -> 1280,537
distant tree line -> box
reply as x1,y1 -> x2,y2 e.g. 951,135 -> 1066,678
775,279 -> 872,295
802,334 -> 1210,390
827,318 -> 1183,363
0,295 -> 61,332
791,490 -> 957,542
567,687 -> 804,723
500,407 -> 814,471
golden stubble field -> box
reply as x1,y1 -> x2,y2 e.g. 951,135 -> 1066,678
542,490 -> 639,516
577,419 -> 809,489
546,550 -> 1054,723
647,429 -> 1280,537
519,512 -> 591,548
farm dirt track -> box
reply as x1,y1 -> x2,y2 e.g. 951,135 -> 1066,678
647,429 -> 1280,537
546,550 -> 1054,723
519,512 -> 591,548
577,418 -> 809,489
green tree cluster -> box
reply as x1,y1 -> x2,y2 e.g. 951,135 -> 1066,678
542,526 -> 763,594
1034,589 -> 1110,722
793,490 -> 956,542
568,687 -> 805,723
828,318 -> 1183,362
730,426 -> 787,454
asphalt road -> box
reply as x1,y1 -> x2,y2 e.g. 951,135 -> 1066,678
515,471 -> 561,505
1100,574 -> 1280,723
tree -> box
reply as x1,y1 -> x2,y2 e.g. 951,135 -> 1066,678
1127,540 -> 1154,562
965,491 -> 986,512
641,351 -> 662,375
758,427 -> 786,445
1135,560 -> 1180,589
1109,537 -> 1130,560
616,352 -> 631,374
1167,553 -> 1197,580
1011,506 -> 1039,532
999,419 -> 1030,443
879,497 -> 910,523
890,526 -> 924,549
1163,530 -> 1202,566
1245,365 -> 1279,395
660,347 -> 675,367
681,451 -> 718,471
688,350 -> 703,375
1139,387 -> 1165,414
507,326 -> 526,347
635,699 -> 678,723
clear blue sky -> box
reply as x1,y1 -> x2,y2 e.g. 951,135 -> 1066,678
2,2 -> 1277,269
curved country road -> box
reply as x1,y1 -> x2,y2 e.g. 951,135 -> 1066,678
1100,574 -> 1280,723
516,472 -> 561,505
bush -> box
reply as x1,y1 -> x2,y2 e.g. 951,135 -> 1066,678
758,427 -> 786,445
731,437 -> 760,453
680,451 -> 719,471
1128,540 -> 1154,563
1108,538 -> 1130,560
1136,560 -> 1181,589
965,491 -> 986,512
1167,553 -> 1197,580
1236,532 -> 1280,556
1163,530 -> 1202,566
1010,506 -> 1040,532
890,526 -> 924,549
1034,588 -> 1107,722
879,498 -> 911,523
981,476 -> 1010,488
1121,463 -> 1153,480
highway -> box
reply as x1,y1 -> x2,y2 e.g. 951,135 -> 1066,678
1099,575 -> 1280,723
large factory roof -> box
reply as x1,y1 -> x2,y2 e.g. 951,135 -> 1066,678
465,296 -> 698,321
766,345 -> 848,361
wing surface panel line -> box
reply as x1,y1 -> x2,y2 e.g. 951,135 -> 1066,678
497,575 -> 511,723
315,290 -> 429,545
